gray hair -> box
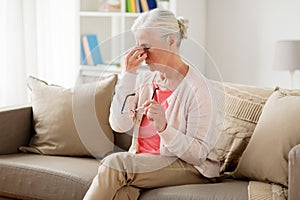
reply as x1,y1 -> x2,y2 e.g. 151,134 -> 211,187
131,8 -> 189,47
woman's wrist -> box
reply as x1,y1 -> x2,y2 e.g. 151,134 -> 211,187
125,68 -> 137,74
157,122 -> 167,133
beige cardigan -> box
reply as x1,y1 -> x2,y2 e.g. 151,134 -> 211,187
109,67 -> 220,178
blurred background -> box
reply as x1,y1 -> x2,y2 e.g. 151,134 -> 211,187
0,0 -> 299,108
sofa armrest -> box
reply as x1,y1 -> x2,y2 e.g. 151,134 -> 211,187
0,105 -> 33,155
288,144 -> 300,200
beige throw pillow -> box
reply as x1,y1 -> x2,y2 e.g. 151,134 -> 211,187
20,75 -> 118,158
233,88 -> 300,186
212,81 -> 272,173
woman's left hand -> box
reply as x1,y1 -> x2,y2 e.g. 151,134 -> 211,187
143,100 -> 167,132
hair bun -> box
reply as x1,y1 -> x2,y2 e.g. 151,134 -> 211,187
177,16 -> 189,39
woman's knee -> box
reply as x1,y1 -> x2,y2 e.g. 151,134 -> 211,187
100,152 -> 135,172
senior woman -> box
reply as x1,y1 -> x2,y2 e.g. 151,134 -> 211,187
84,8 -> 220,200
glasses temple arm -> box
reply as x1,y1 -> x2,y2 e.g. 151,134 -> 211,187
120,93 -> 136,114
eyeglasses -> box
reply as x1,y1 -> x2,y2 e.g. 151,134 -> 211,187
120,87 -> 159,115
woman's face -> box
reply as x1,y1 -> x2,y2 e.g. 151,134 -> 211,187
134,29 -> 176,72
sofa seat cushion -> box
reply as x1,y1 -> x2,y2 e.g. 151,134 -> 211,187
0,154 -> 248,200
0,153 -> 99,200
139,179 -> 248,200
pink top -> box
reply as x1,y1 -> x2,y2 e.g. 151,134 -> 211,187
137,84 -> 173,155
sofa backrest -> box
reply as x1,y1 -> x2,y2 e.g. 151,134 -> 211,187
114,131 -> 132,152
223,82 -> 274,99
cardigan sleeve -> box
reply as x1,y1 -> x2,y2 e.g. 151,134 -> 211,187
109,72 -> 138,132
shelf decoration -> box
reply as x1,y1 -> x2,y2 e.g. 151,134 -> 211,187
81,34 -> 104,66
99,0 -> 121,12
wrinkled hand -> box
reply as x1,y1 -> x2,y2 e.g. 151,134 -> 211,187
125,46 -> 147,73
143,100 -> 167,132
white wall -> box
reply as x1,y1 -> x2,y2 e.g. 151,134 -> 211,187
206,0 -> 300,88
170,0 -> 208,74
170,0 -> 207,47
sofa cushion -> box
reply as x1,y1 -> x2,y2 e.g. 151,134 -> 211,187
0,153 -> 99,200
139,179 -> 248,200
19,75 -> 117,157
212,81 -> 272,173
233,88 -> 300,186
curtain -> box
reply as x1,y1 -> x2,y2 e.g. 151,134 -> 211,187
35,0 -> 78,87
0,0 -> 78,108
0,0 -> 28,107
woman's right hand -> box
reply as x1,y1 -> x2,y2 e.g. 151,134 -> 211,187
124,46 -> 148,73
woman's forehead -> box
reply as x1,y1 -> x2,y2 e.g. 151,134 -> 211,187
135,29 -> 162,45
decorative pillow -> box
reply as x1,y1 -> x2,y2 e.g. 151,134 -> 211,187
19,75 -> 118,158
212,81 -> 272,173
233,88 -> 300,186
